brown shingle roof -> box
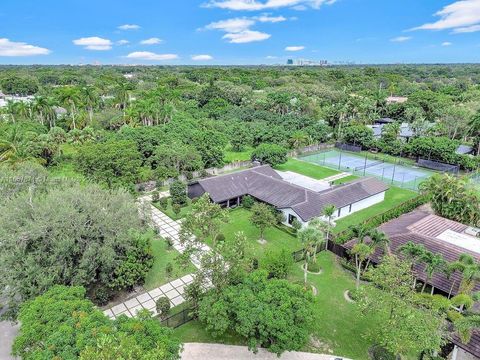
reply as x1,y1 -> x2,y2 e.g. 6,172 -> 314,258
344,210 -> 480,295
197,165 -> 389,222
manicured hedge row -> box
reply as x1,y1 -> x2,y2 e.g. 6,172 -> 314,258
334,195 -> 428,244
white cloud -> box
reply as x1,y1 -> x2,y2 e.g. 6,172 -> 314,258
453,24 -> 480,33
223,30 -> 271,43
118,24 -> 140,30
390,36 -> 411,42
126,51 -> 178,61
205,18 -> 255,33
204,0 -> 335,11
442,41 -> 453,46
0,38 -> 50,56
285,45 -> 304,51
73,37 -> 112,50
256,15 -> 287,22
140,37 -> 163,45
266,55 -> 278,59
412,0 -> 480,33
191,54 -> 214,60
117,40 -> 129,45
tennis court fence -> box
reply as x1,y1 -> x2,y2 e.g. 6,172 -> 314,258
416,158 -> 460,174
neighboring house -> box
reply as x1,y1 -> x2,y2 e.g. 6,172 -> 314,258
368,121 -> 415,142
188,165 -> 388,228
344,210 -> 480,360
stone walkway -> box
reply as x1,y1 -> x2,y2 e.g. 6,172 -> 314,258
323,172 -> 351,183
104,191 -> 212,319
103,274 -> 194,319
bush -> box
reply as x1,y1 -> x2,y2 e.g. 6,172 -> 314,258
165,237 -> 173,249
252,258 -> 259,270
155,296 -> 171,318
172,203 -> 182,216
151,191 -> 160,202
170,180 -> 187,205
158,197 -> 168,209
291,218 -> 302,232
263,249 -> 293,279
307,261 -> 321,273
368,345 -> 396,360
275,211 -> 286,224
251,143 -> 288,166
242,195 -> 255,209
165,262 -> 173,277
215,233 -> 225,243
91,286 -> 112,306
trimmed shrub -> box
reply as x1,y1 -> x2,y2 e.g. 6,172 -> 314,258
307,261 -> 321,273
263,249 -> 293,279
170,180 -> 187,205
291,218 -> 302,232
156,296 -> 171,318
165,262 -> 173,277
215,233 -> 225,243
172,203 -> 182,216
152,191 -> 160,202
242,195 -> 255,209
158,197 -> 168,209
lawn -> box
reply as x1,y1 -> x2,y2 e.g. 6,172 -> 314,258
153,198 -> 193,220
48,144 -> 85,180
275,158 -> 341,180
289,252 -> 381,360
205,207 -> 302,261
333,186 -> 418,233
224,146 -> 254,163
144,238 -> 195,290
172,252 -> 382,360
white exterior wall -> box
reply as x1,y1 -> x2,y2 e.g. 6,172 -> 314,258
280,191 -> 386,228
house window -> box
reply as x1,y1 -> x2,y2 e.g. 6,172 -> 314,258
288,214 -> 297,225
337,209 -> 341,217
349,204 -> 352,213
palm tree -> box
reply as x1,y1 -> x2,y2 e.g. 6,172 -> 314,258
351,243 -> 374,290
399,241 -> 427,289
455,315 -> 480,344
453,254 -> 480,295
420,251 -> 446,293
322,204 -> 336,251
57,87 -> 80,129
114,81 -> 132,119
363,229 -> 390,271
290,131 -> 309,149
298,227 -> 321,285
468,111 -> 480,155
80,86 -> 99,124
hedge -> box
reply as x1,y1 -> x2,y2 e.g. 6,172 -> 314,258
334,195 -> 428,244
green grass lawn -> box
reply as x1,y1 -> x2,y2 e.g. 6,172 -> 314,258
333,186 -> 418,233
275,158 -> 341,180
289,252 -> 381,360
224,146 -> 254,163
144,238 -> 195,290
153,198 -> 193,220
173,252 -> 382,360
205,207 -> 302,261
48,144 -> 85,180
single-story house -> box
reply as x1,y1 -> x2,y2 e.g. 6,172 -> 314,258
188,165 -> 389,228
344,210 -> 480,360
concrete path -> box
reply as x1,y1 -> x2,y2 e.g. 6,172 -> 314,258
323,172 -> 351,183
104,191 -> 212,319
181,343 -> 350,360
0,321 -> 19,360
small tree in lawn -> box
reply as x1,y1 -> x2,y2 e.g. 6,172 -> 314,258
250,203 -> 276,243
156,297 -> 170,319
321,204 -> 336,251
351,243 -> 374,290
298,227 -> 320,286
170,180 -> 187,206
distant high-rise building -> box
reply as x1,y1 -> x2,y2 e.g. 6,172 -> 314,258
286,58 -> 328,66
286,59 -> 294,65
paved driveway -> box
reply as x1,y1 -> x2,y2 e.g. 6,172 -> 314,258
181,343 -> 350,360
0,321 -> 19,360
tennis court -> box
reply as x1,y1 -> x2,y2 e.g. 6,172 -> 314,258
300,149 -> 435,190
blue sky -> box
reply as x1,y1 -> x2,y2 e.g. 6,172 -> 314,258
0,0 -> 479,65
